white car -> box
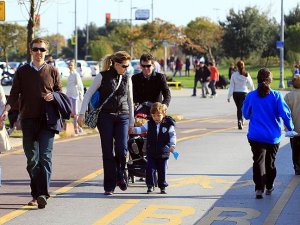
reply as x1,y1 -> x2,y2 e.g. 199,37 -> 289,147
86,61 -> 100,76
77,60 -> 92,78
55,60 -> 70,80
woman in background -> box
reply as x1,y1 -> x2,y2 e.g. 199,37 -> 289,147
227,60 -> 254,129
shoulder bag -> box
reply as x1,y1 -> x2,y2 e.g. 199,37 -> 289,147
85,75 -> 122,128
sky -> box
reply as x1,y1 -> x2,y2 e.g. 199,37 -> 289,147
4,0 -> 299,39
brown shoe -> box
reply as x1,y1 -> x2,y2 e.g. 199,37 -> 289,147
28,199 -> 37,206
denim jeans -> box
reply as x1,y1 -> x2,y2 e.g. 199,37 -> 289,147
21,118 -> 55,199
97,112 -> 129,192
146,157 -> 168,189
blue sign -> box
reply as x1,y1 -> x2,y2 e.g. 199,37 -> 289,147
276,41 -> 284,48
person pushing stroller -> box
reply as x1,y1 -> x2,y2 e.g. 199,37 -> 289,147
130,102 -> 176,194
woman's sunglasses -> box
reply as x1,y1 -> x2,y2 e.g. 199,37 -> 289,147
31,47 -> 47,52
118,63 -> 129,68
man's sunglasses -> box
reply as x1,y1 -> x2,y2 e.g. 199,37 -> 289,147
141,64 -> 152,68
31,47 -> 47,52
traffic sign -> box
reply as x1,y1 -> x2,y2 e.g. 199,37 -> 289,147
276,41 -> 284,49
0,1 -> 5,21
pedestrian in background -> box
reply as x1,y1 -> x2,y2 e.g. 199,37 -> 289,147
66,60 -> 84,134
130,102 -> 176,194
242,68 -> 295,199
78,51 -> 134,196
227,60 -> 254,129
284,75 -> 300,175
228,62 -> 236,80
198,59 -> 211,98
0,83 -> 12,152
0,38 -> 63,209
173,57 -> 183,77
185,57 -> 191,76
208,62 -> 219,98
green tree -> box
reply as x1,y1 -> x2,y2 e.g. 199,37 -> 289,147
89,37 -> 113,61
285,4 -> 300,27
221,7 -> 277,59
0,23 -> 27,62
185,17 -> 223,64
43,34 -> 67,57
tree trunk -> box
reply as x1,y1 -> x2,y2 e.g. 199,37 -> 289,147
207,47 -> 215,65
26,0 -> 35,63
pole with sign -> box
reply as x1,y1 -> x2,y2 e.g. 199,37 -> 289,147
0,1 -> 5,21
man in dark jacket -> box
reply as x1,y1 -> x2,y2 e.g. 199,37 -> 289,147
0,38 -> 63,209
132,53 -> 171,115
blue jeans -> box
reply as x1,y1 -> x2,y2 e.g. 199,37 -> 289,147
97,112 -> 129,192
21,118 -> 55,199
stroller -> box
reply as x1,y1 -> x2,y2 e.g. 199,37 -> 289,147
127,102 -> 152,184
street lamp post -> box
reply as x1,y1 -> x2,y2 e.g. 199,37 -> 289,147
279,0 -> 285,88
86,0 -> 89,58
75,0 -> 78,64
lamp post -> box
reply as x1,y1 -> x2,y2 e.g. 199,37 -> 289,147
130,0 -> 137,57
74,0 -> 78,64
86,0 -> 89,58
279,0 -> 285,88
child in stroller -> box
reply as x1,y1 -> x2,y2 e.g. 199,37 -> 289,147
127,102 -> 152,184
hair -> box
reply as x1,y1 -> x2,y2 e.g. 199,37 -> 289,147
257,68 -> 272,97
68,60 -> 75,66
292,75 -> 300,89
140,53 -> 155,64
30,38 -> 49,48
102,51 -> 131,71
236,60 -> 248,77
208,62 -> 214,66
150,102 -> 167,115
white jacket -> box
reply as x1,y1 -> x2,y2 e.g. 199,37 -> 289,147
66,71 -> 84,99
228,71 -> 254,100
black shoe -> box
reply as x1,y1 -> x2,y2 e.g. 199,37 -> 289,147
117,178 -> 127,191
255,190 -> 263,199
266,187 -> 274,195
147,186 -> 154,193
37,195 -> 47,209
238,121 -> 243,130
295,170 -> 300,175
191,94 -> 196,97
160,188 -> 167,194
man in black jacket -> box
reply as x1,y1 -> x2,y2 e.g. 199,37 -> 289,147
132,53 -> 171,115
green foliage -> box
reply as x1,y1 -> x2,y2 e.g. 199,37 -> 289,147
89,37 -> 113,61
221,7 -> 277,59
285,4 -> 300,26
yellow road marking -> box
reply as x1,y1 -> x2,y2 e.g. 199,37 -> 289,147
177,114 -> 234,124
0,169 -> 103,224
263,176 -> 300,225
93,200 -> 140,225
180,128 -> 206,133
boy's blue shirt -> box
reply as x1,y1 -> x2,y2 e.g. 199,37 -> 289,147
242,89 -> 294,144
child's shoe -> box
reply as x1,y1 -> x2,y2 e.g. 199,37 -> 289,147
160,188 -> 167,194
147,186 -> 154,193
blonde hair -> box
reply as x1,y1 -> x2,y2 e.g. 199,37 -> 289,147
150,102 -> 167,115
102,51 -> 131,71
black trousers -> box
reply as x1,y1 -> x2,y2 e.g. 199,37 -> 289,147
233,92 -> 247,122
290,137 -> 300,172
248,140 -> 279,191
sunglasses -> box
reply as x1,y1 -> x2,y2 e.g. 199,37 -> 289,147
118,63 -> 129,68
32,47 -> 47,52
141,64 -> 152,68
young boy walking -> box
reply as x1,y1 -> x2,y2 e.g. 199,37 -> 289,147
130,102 -> 176,194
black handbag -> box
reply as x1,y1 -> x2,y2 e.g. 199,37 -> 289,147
85,75 -> 122,128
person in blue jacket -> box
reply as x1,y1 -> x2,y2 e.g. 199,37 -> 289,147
242,68 -> 295,199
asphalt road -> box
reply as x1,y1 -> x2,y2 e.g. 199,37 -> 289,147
0,88 -> 299,225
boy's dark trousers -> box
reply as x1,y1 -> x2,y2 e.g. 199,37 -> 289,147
146,157 -> 168,189
290,137 -> 300,173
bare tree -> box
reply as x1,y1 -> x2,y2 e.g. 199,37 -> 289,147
18,0 -> 45,62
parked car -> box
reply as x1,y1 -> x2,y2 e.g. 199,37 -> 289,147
131,59 -> 142,74
55,60 -> 70,79
8,61 -> 26,72
77,60 -> 92,78
86,60 -> 100,76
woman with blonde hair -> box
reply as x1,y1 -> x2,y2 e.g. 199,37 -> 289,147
78,51 -> 134,195
227,60 -> 254,129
